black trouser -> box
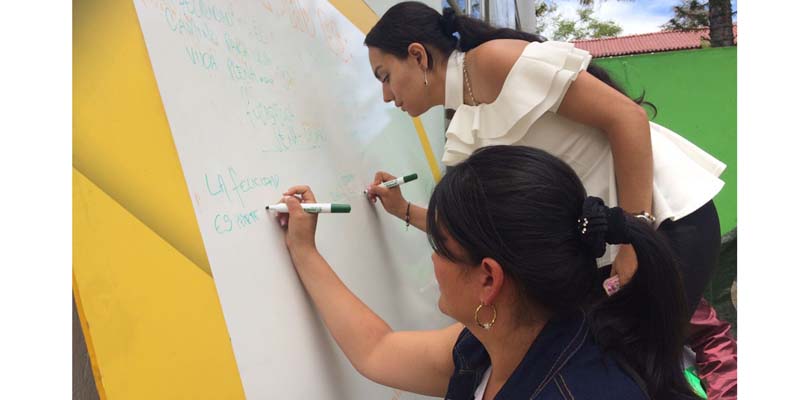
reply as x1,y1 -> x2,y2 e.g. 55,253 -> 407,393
599,201 -> 721,315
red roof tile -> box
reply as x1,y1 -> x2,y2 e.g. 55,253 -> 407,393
571,25 -> 737,58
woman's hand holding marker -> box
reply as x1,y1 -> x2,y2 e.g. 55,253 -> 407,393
274,186 -> 320,253
366,171 -> 416,218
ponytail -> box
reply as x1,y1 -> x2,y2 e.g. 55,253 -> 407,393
580,198 -> 700,399
365,1 -> 655,112
439,8 -> 547,52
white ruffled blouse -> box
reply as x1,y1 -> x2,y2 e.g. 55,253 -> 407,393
443,41 -> 726,266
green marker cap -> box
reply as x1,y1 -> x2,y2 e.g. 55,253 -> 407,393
403,173 -> 418,182
331,204 -> 351,213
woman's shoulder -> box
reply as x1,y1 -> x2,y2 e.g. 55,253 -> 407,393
557,339 -> 650,399
467,39 -> 529,102
466,40 -> 591,104
469,40 -> 583,76
469,39 -> 529,71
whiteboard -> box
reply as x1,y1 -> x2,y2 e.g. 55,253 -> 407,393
133,0 -> 448,399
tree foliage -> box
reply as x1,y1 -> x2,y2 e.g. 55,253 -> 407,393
662,0 -> 709,31
659,0 -> 735,47
549,5 -> 622,41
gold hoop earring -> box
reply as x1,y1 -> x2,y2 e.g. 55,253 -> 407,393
474,302 -> 497,330
424,70 -> 429,86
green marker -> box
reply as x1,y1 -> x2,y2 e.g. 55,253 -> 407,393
265,203 -> 351,213
364,173 -> 418,194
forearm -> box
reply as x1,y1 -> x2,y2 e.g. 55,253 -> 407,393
607,110 -> 654,214
557,72 -> 654,215
289,247 -> 392,374
407,204 -> 427,232
606,113 -> 653,280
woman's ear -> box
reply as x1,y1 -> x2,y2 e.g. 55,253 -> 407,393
407,42 -> 428,70
477,257 -> 505,305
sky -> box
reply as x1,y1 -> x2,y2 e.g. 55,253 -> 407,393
543,0 -> 738,37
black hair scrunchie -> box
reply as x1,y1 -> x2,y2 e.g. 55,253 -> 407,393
440,8 -> 459,36
579,196 -> 631,258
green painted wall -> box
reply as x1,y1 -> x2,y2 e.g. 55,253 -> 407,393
594,47 -> 737,234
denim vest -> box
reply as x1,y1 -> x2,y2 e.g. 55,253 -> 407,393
444,310 -> 649,400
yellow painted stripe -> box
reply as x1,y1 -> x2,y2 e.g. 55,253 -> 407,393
74,0 -> 211,275
329,0 -> 442,183
73,168 -> 245,399
73,273 -> 108,400
413,117 -> 442,182
328,0 -> 380,34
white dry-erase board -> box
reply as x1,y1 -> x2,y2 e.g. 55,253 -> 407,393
133,0 -> 448,399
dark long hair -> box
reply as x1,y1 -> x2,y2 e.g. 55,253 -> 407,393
365,1 -> 655,114
426,145 -> 698,400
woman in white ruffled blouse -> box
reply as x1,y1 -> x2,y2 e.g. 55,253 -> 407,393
363,2 -> 736,398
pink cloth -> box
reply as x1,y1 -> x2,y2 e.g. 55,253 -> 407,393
688,298 -> 738,399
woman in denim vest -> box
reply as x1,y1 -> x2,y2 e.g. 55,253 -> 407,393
277,146 -> 701,399
363,4 -> 736,397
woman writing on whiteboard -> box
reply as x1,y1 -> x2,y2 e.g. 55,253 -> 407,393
362,3 -> 735,397
277,146 -> 701,399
